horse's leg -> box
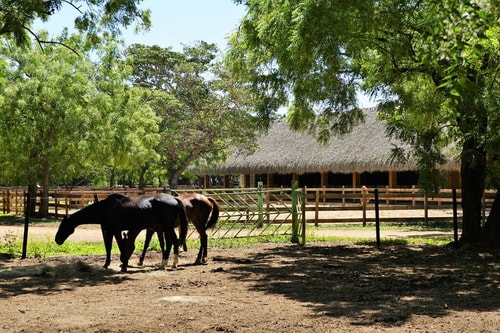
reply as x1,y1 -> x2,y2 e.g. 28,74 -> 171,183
196,230 -> 208,265
156,230 -> 167,270
172,227 -> 180,268
164,227 -> 179,269
139,229 -> 155,266
101,225 -> 113,269
114,231 -> 130,273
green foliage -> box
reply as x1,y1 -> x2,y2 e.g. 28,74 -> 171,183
0,32 -> 161,189
126,42 -> 259,187
0,33 -> 97,186
0,0 -> 151,48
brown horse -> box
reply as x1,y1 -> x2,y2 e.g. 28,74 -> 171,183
137,193 -> 219,265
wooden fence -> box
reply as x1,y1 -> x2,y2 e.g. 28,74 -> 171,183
2,185 -> 493,224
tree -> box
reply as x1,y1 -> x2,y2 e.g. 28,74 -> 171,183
0,32 -> 99,216
228,0 -> 500,247
91,36 -> 160,187
0,33 -> 159,216
0,0 -> 150,47
126,42 -> 258,188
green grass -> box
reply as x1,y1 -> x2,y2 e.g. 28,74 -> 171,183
0,232 -> 453,260
0,213 -> 455,259
305,233 -> 454,246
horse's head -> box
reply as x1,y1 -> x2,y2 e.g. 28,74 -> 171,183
55,216 -> 75,245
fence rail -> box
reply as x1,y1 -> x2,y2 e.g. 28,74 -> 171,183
1,185 -> 493,224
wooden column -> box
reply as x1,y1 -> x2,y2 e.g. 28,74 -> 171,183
267,173 -> 274,188
203,175 -> 210,188
352,172 -> 360,188
292,173 -> 299,186
388,170 -> 397,188
320,172 -> 328,188
239,174 -> 247,188
249,174 -> 256,188
223,175 -> 230,188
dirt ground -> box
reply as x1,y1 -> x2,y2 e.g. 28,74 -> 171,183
1,222 -> 499,333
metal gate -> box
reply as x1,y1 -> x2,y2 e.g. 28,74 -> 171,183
173,182 -> 306,244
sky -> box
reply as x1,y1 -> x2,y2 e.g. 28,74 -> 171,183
35,0 -> 246,51
34,0 -> 375,107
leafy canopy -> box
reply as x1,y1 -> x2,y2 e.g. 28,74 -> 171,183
0,0 -> 151,47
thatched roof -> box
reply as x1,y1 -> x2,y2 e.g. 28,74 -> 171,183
199,108 -> 459,175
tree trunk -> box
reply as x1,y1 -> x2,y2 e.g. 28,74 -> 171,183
108,168 -> 116,188
482,188 -> 500,248
459,138 -> 486,244
138,164 -> 149,191
168,169 -> 183,189
169,176 -> 179,189
39,160 -> 50,219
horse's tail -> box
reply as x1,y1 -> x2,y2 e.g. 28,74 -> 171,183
206,197 -> 219,229
175,197 -> 188,245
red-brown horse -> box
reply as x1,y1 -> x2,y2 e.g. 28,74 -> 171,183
135,193 -> 220,265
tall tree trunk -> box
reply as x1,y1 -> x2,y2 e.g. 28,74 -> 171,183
169,176 -> 179,189
39,160 -> 50,218
482,188 -> 500,248
109,168 -> 116,188
138,164 -> 149,191
168,168 -> 184,190
459,138 -> 486,244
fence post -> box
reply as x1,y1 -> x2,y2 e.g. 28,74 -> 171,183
22,192 -> 32,259
452,188 -> 459,244
361,186 -> 368,227
257,181 -> 264,228
375,188 -> 380,247
301,186 -> 306,245
291,181 -> 299,243
314,187 -> 319,227
424,192 -> 429,225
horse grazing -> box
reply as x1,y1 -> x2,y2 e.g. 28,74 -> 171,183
137,193 -> 219,265
54,193 -> 188,272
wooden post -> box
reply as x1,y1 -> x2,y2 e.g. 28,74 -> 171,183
301,186 -> 306,245
314,188 -> 319,227
352,172 -> 360,188
320,172 -> 327,188
424,192 -> 428,225
257,181 -> 264,228
291,181 -> 299,243
452,188 -> 459,244
361,186 -> 369,227
374,188 -> 380,247
22,192 -> 32,259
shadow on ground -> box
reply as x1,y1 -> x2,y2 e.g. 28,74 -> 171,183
0,256 -> 131,298
218,243 -> 500,326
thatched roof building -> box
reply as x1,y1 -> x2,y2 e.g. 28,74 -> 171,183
197,108 -> 460,188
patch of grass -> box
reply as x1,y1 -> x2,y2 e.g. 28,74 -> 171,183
306,232 -> 453,246
311,221 -> 455,232
0,228 -> 453,259
0,234 -> 121,259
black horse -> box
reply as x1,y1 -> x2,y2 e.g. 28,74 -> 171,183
55,193 -> 188,272
136,193 -> 219,266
